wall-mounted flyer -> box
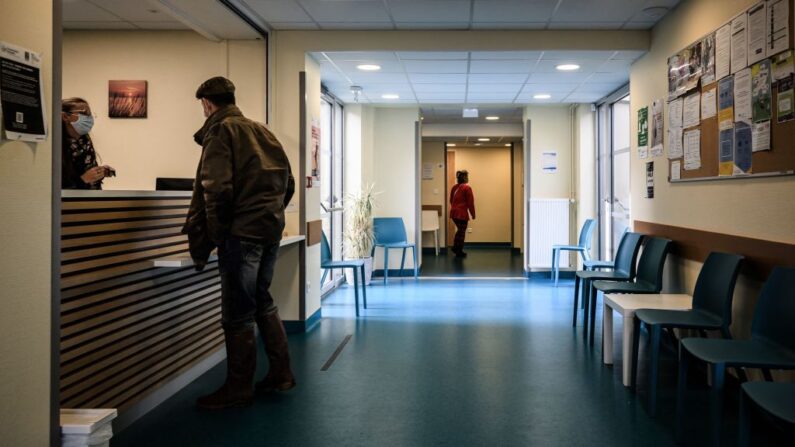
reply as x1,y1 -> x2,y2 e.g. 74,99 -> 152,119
637,106 -> 649,158
650,99 -> 664,157
0,41 -> 47,142
733,122 -> 753,175
645,162 -> 654,199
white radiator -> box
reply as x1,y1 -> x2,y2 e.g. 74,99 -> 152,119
528,199 -> 571,269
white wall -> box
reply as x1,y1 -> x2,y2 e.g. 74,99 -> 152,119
575,104 -> 597,262
304,54 -> 322,317
62,31 -> 266,191
0,0 -> 54,443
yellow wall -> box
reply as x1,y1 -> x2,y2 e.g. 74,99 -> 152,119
575,104 -> 597,263
452,146 -> 512,243
62,31 -> 266,191
0,0 -> 53,443
512,142 -> 525,251
630,0 -> 795,347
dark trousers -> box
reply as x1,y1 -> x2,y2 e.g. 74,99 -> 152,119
452,218 -> 468,253
218,237 -> 280,330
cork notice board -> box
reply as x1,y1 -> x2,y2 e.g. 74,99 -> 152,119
667,1 -> 795,182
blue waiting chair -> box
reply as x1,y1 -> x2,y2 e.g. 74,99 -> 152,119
372,217 -> 417,284
583,227 -> 630,271
739,382 -> 795,447
321,232 -> 367,317
675,267 -> 795,447
631,252 -> 744,417
552,218 -> 596,286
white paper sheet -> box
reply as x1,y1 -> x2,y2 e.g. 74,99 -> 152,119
651,99 -> 664,157
701,88 -> 717,119
542,151 -> 557,172
668,98 -> 684,128
668,127 -> 683,159
671,160 -> 682,181
747,2 -> 768,65
683,129 -> 701,170
768,0 -> 790,56
716,24 -> 732,80
734,67 -> 753,123
752,120 -> 771,151
731,14 -> 748,74
683,93 -> 701,128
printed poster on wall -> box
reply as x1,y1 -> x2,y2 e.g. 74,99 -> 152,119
311,119 -> 320,182
747,2 -> 767,65
645,161 -> 654,199
668,41 -> 703,100
650,99 -> 664,157
777,74 -> 795,122
637,106 -> 649,158
718,76 -> 735,130
0,41 -> 47,142
719,128 -> 735,176
772,50 -> 794,81
733,122 -> 753,175
751,59 -> 772,122
702,33 -> 717,85
768,0 -> 791,56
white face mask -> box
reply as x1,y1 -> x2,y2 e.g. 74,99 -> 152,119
71,114 -> 94,136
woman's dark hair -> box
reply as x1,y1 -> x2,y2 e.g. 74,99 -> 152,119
62,97 -> 89,113
456,170 -> 469,183
204,93 -> 236,107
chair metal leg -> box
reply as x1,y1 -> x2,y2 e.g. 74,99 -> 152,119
361,265 -> 368,309
552,248 -> 560,286
648,325 -> 662,417
400,248 -> 407,277
572,276 -> 580,327
738,387 -> 751,447
434,230 -> 439,256
353,267 -> 360,317
675,346 -> 690,442
582,280 -> 590,340
383,248 -> 389,284
589,285 -> 598,346
412,246 -> 418,278
710,363 -> 726,447
631,317 -> 641,392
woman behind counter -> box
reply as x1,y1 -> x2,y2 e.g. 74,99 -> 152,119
61,97 -> 114,189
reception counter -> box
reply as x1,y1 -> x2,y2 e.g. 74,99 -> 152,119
60,190 -> 308,427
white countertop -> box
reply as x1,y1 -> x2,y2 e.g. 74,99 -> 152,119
62,190 -> 193,198
152,235 -> 305,268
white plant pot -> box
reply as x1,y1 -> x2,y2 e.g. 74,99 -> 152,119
345,257 -> 373,286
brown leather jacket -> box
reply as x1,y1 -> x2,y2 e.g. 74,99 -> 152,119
183,105 -> 295,268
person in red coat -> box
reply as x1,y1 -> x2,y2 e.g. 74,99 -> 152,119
449,170 -> 476,257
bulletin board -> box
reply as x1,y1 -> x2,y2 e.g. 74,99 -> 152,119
664,0 -> 795,182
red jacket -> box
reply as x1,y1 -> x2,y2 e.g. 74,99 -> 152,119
450,183 -> 475,221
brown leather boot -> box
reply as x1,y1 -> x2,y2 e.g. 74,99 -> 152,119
196,327 -> 256,410
255,312 -> 296,393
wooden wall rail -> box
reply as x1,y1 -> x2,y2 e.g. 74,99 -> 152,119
634,221 -> 795,281
60,194 -> 223,411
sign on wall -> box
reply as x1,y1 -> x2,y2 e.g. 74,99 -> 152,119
0,41 -> 47,142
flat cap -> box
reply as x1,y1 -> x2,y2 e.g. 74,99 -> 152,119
196,76 -> 235,98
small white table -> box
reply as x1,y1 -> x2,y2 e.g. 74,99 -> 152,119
602,293 -> 692,387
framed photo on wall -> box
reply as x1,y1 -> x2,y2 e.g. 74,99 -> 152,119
108,80 -> 147,118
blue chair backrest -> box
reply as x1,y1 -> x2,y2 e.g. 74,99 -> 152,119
321,231 -> 332,265
634,237 -> 672,291
751,267 -> 795,351
373,217 -> 408,245
577,219 -> 596,250
614,232 -> 644,277
691,252 -> 744,324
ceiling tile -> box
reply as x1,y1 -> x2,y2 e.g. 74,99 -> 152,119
470,51 -> 542,60
471,22 -> 547,29
89,0 -> 174,22
409,74 -> 468,84
551,0 -> 638,22
534,59 -> 603,73
612,50 -> 646,61
413,83 -> 467,93
528,72 -> 592,83
395,22 -> 469,29
622,21 -> 656,30
244,0 -> 314,22
334,60 -> 405,73
574,82 -> 624,94
319,22 -> 395,29
298,1 -> 392,22
421,99 -> 466,104
468,84 -> 523,93
269,22 -> 319,29
323,52 -> 398,62
521,84 -> 577,94
415,93 -> 467,101
133,21 -> 189,30
473,0 -> 559,22
516,91 -> 566,100
468,74 -> 528,83
548,22 -> 626,29
467,92 -> 518,101
387,1 -> 471,22
563,93 -> 605,102
399,52 -> 469,60
470,60 -> 534,74
403,60 -> 469,74
348,73 -> 410,84
541,50 -> 615,60
588,72 -> 629,84
63,20 -> 137,30
597,59 -> 633,72
63,0 -> 121,21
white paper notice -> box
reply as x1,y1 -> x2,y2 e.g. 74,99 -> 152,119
747,2 -> 767,65
716,24 -> 732,81
731,14 -> 748,74
701,88 -> 717,119
752,120 -> 771,151
669,98 -> 683,128
542,151 -> 557,172
683,129 -> 701,170
671,160 -> 682,181
683,93 -> 701,128
768,0 -> 790,56
668,127 -> 683,159
639,145 -> 649,159
734,68 -> 753,123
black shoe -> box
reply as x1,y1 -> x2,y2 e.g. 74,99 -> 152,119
455,251 -> 467,258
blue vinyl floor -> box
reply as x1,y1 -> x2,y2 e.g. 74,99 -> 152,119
113,278 -> 788,446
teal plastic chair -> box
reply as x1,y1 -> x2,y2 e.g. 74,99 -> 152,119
572,231 -> 644,333
552,218 -> 596,286
321,232 -> 366,317
675,267 -> 795,447
588,237 -> 672,346
582,227 -> 630,271
372,217 -> 417,284
739,382 -> 795,447
631,252 -> 744,417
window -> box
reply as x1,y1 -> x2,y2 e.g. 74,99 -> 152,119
320,92 -> 345,294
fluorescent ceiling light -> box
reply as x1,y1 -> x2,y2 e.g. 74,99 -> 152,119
477,138 -> 490,142
463,108 -> 479,118
381,94 -> 400,99
357,64 -> 381,71
475,143 -> 482,146
533,93 -> 552,99
446,143 -> 456,147
556,64 -> 580,71
504,144 -> 511,147
485,116 -> 499,120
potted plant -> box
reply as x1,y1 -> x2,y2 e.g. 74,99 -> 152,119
343,184 -> 377,285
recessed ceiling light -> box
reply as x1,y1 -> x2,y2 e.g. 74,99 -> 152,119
478,138 -> 490,142
485,116 -> 499,121
641,6 -> 669,20
556,64 -> 580,71
381,94 -> 400,99
475,143 -> 482,146
447,143 -> 456,147
533,93 -> 552,99
504,144 -> 511,147
357,64 -> 381,71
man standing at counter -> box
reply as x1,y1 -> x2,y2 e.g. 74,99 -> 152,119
184,76 -> 296,410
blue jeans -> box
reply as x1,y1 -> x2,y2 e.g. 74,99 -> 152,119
218,237 -> 280,330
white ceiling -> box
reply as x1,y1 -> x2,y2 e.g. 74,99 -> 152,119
316,50 -> 642,105
242,0 -> 679,30
421,106 -> 524,124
